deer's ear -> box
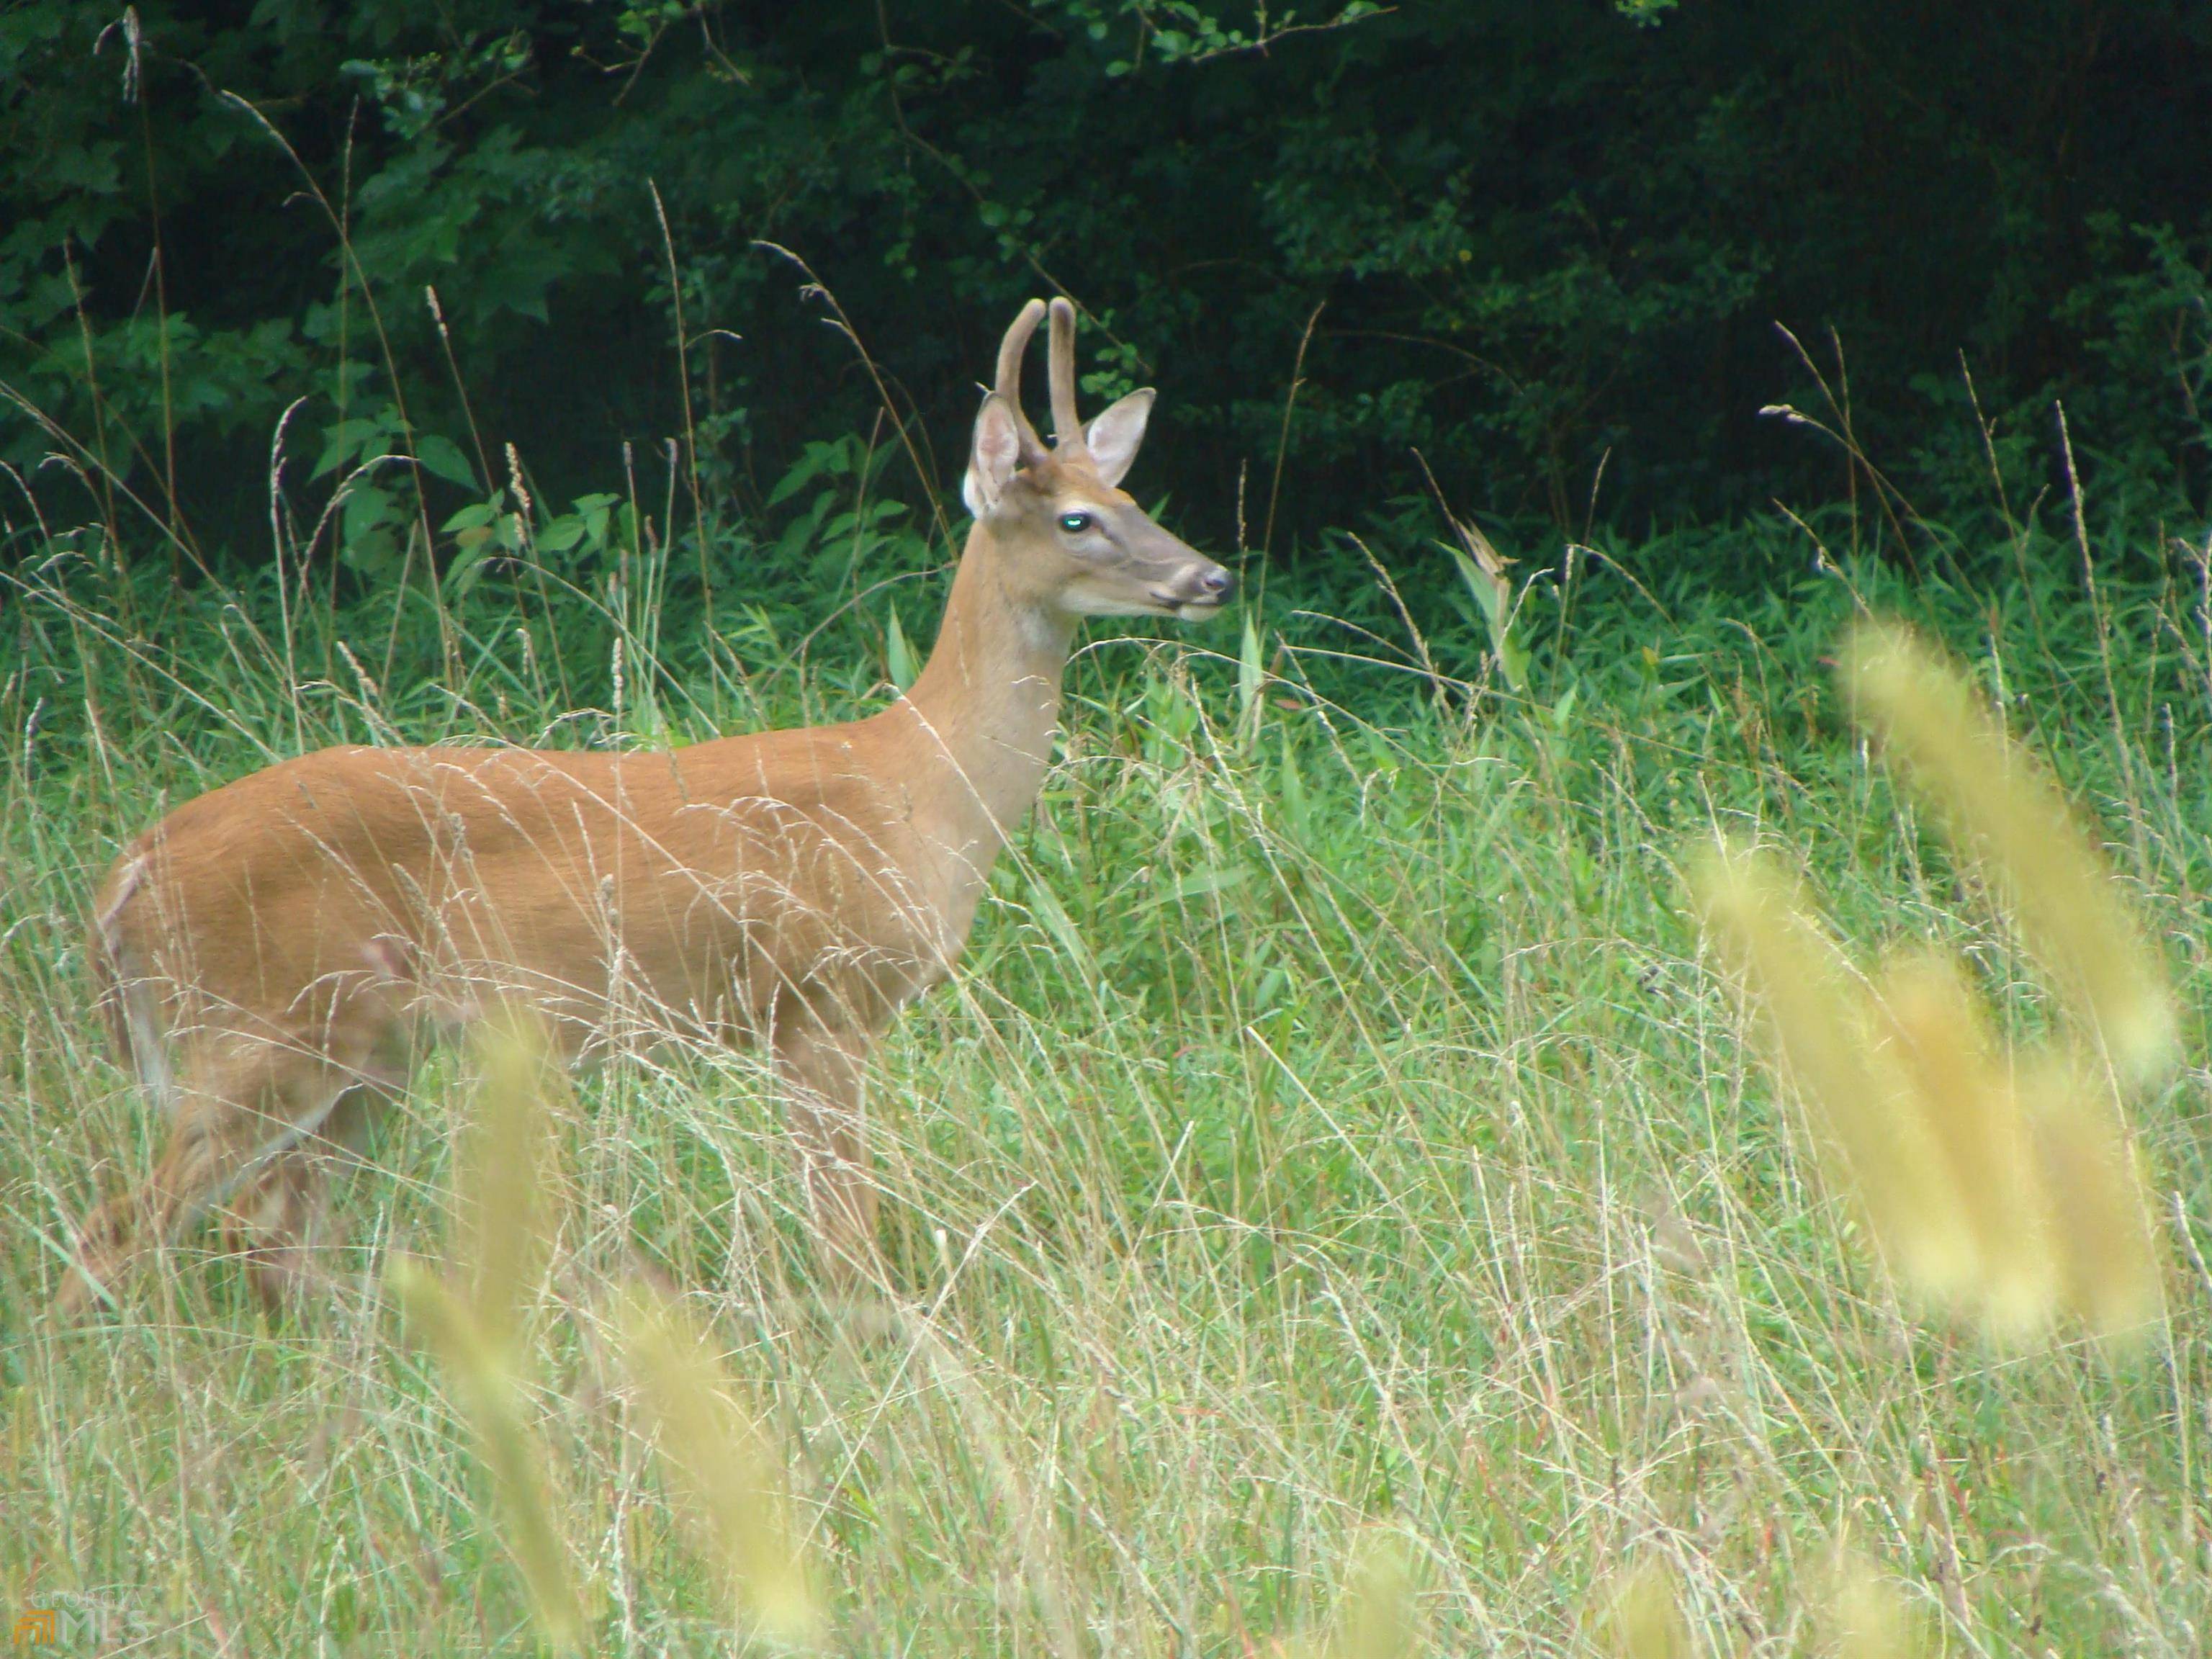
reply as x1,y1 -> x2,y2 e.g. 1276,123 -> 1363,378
963,393 -> 1023,517
1083,388 -> 1154,488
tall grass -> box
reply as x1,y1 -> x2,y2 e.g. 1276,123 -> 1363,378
1,492 -> 2208,1653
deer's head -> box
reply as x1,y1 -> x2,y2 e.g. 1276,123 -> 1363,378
963,298 -> 1234,621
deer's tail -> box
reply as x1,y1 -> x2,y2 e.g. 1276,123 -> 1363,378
88,854 -> 173,1110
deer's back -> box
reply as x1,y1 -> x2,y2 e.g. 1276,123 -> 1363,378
94,725 -> 955,1051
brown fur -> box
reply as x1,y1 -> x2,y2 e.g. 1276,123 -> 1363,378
58,297 -> 1231,1315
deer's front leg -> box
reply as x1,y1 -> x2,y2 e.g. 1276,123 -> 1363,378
773,1015 -> 881,1282
217,1080 -> 388,1311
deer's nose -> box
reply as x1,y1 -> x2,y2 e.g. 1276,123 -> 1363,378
1197,566 -> 1236,601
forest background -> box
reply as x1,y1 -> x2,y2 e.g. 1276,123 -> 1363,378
5,0 -> 2210,597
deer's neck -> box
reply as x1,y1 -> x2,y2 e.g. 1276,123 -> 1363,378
896,526 -> 1073,850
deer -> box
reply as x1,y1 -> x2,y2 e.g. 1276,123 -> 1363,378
55,297 -> 1233,1316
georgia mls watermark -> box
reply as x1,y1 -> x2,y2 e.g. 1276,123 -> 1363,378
10,1593 -> 149,1647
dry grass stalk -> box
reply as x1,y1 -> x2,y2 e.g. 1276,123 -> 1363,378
617,1284 -> 819,1647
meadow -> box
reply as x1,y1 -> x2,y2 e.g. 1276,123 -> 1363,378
1,476 -> 2207,1655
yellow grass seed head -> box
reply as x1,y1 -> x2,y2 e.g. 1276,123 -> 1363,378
1815,1550 -> 1928,1659
1692,842 -> 1973,1296
617,1283 -> 819,1647
454,1005 -> 567,1351
389,1260 -> 584,1650
1589,1561 -> 1691,1659
1841,620 -> 2177,1088
1868,951 -> 2059,1336
2017,1056 -> 2164,1339
1319,1529 -> 1415,1659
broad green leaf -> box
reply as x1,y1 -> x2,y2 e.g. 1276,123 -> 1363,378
885,603 -> 919,693
415,433 -> 480,491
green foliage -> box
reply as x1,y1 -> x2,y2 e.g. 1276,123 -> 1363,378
4,0 -> 2209,577
2056,217 -> 2212,499
1030,0 -> 1387,73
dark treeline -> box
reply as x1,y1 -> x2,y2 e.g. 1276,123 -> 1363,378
4,0 -> 2209,577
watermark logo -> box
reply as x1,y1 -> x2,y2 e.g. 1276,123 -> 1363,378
9,1596 -> 146,1647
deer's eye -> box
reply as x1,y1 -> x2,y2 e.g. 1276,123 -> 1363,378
1057,511 -> 1095,534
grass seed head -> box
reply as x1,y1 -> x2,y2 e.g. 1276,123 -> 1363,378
617,1284 -> 819,1647
1869,951 -> 2059,1335
1841,620 -> 2177,1087
1317,1529 -> 1414,1659
454,1005 -> 567,1350
1815,1550 -> 1926,1658
1588,1561 -> 1691,1659
1692,843 -> 1972,1295
389,1261 -> 584,1650
2018,1056 -> 2163,1338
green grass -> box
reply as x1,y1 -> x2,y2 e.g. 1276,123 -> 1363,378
2,515 -> 2208,1655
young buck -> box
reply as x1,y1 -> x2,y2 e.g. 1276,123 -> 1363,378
59,297 -> 1233,1315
